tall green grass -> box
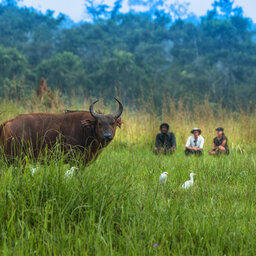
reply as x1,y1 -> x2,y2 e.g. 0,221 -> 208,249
0,97 -> 256,255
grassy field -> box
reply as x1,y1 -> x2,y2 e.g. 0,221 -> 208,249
0,98 -> 256,255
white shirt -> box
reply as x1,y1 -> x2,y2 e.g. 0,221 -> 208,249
185,135 -> 204,149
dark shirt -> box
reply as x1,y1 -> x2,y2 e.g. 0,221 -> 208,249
213,135 -> 228,149
155,132 -> 176,149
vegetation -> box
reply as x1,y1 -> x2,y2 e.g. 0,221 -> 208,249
0,0 -> 256,108
1,0 -> 256,254
0,97 -> 256,255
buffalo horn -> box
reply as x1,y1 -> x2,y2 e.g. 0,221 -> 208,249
89,100 -> 103,119
89,98 -> 123,119
112,98 -> 123,119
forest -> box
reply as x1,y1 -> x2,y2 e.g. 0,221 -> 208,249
0,0 -> 256,109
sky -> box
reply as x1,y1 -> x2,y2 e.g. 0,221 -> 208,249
12,0 -> 256,22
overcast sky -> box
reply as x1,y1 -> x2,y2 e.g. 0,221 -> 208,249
11,0 -> 256,22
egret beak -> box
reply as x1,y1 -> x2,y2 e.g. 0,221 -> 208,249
168,173 -> 170,175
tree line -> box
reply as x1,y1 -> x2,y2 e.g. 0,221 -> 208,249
0,0 -> 256,109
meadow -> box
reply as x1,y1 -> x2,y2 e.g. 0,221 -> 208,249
0,96 -> 256,255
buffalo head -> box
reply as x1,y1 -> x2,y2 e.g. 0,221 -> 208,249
82,98 -> 123,143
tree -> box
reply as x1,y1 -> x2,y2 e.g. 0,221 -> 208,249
0,46 -> 28,81
1,0 -> 256,108
0,46 -> 29,98
211,0 -> 243,18
1,0 -> 20,6
111,0 -> 122,19
90,50 -> 152,98
85,0 -> 110,21
0,4 -> 64,65
36,52 -> 90,93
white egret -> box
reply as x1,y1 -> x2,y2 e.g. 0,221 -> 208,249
182,173 -> 196,189
159,172 -> 170,185
30,167 -> 38,175
65,167 -> 78,177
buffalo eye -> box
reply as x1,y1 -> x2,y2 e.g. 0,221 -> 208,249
110,122 -> 115,126
98,122 -> 102,127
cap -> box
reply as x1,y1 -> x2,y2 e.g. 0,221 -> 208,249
216,127 -> 224,132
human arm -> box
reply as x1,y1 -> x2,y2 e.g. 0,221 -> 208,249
186,146 -> 196,150
220,139 -> 227,147
212,143 -> 217,150
185,137 -> 193,150
212,137 -> 217,150
170,132 -> 176,150
197,137 -> 204,150
155,134 -> 161,148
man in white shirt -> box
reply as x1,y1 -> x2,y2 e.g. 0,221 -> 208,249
185,128 -> 204,156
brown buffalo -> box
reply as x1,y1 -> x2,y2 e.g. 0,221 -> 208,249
0,98 -> 123,164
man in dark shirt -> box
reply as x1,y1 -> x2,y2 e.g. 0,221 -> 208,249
153,123 -> 176,154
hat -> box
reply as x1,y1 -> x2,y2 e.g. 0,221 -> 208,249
160,123 -> 169,130
216,127 -> 224,132
190,128 -> 202,134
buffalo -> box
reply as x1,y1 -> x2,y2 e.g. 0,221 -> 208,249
0,98 -> 123,164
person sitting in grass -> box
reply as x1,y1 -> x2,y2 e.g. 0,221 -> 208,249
185,128 -> 204,156
153,123 -> 176,154
209,127 -> 229,155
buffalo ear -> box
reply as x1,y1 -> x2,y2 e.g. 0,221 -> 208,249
116,118 -> 122,128
81,119 -> 96,127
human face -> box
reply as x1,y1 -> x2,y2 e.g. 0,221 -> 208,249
193,131 -> 199,138
161,126 -> 168,134
216,130 -> 223,137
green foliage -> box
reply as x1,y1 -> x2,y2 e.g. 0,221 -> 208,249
0,46 -> 27,80
0,4 -> 63,65
36,52 -> 90,93
1,141 -> 256,255
0,46 -> 29,98
90,50 -> 152,98
0,96 -> 256,254
0,0 -> 256,108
